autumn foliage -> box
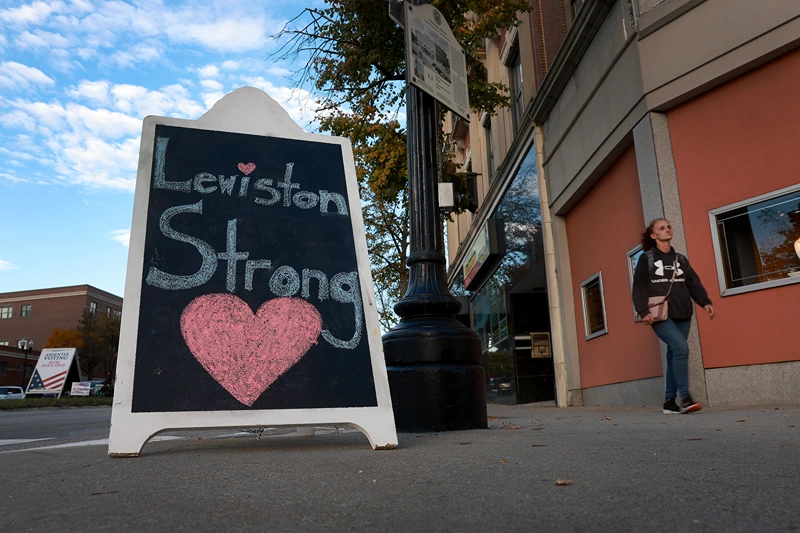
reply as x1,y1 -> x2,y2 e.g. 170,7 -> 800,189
271,0 -> 530,327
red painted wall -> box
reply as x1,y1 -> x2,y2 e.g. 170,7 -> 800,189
566,146 -> 662,388
668,48 -> 800,368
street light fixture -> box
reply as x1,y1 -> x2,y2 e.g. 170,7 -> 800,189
18,339 -> 33,389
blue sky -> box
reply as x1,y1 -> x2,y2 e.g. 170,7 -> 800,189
0,0 -> 326,298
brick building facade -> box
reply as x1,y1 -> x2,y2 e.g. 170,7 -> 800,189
0,284 -> 123,361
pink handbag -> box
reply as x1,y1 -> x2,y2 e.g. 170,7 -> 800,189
646,255 -> 678,323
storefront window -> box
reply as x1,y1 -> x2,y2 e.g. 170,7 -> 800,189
710,185 -> 800,295
490,146 -> 544,294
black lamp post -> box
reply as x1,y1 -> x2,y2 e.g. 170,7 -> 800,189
382,0 -> 486,432
18,339 -> 33,389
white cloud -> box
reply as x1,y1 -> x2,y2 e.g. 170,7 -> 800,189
0,258 -> 18,270
16,29 -> 70,50
241,77 -> 320,125
109,43 -> 162,68
220,60 -> 241,71
0,1 -> 55,26
202,91 -> 225,110
200,79 -> 223,91
176,18 -> 273,52
198,64 -> 220,78
0,61 -> 55,90
67,79 -> 110,104
110,229 -> 130,247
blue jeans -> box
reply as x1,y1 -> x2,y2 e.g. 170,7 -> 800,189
651,319 -> 692,401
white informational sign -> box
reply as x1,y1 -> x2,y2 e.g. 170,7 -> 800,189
25,348 -> 82,398
108,87 -> 398,457
405,3 -> 470,120
71,382 -> 91,396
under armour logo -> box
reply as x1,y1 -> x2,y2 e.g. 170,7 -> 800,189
654,259 -> 683,277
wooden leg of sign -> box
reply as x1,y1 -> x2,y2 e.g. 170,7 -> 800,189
108,418 -> 166,458
350,417 -> 399,450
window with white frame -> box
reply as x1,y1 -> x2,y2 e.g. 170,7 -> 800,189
709,185 -> 800,296
0,306 -> 11,319
20,304 -> 31,317
0,341 -> 8,346
580,272 -> 608,340
627,245 -> 644,319
89,301 -> 97,315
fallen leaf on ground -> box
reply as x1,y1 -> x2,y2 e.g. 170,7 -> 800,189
532,428 -> 545,431
736,420 -> 747,423
488,417 -> 506,421
687,438 -> 702,441
458,442 -> 472,445
90,491 -> 118,496
603,415 -> 612,420
507,424 -> 523,430
531,444 -> 547,447
500,459 -> 507,463
790,425 -> 796,428
555,478 -> 573,486
715,429 -> 721,431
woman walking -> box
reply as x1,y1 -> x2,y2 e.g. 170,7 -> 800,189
632,219 -> 716,414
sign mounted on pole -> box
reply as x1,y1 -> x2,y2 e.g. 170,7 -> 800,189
108,87 -> 397,457
404,3 -> 470,120
25,348 -> 83,399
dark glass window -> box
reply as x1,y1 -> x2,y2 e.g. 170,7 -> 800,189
20,304 -> 31,317
508,49 -> 524,132
715,190 -> 800,289
0,306 -> 12,319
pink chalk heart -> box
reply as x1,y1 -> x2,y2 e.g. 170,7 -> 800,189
238,162 -> 256,175
180,294 -> 322,406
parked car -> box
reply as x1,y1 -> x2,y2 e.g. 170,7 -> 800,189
0,386 -> 25,400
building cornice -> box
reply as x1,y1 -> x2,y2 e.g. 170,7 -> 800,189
0,289 -> 122,307
527,0 -> 617,125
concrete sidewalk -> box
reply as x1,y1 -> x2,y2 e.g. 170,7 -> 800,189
3,403 -> 799,532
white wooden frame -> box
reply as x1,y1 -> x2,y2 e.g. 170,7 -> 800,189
579,272 -> 608,340
108,87 -> 397,457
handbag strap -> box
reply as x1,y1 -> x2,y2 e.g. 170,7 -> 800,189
663,253 -> 678,298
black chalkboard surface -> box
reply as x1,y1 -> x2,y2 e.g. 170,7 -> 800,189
130,124 -> 378,412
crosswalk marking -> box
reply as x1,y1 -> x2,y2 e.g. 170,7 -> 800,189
0,436 -> 182,454
0,438 -> 53,447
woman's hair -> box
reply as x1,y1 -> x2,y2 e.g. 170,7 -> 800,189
641,218 -> 667,251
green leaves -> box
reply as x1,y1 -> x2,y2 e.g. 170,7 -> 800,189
271,0 -> 531,327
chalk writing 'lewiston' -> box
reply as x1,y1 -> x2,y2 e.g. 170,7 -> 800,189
153,136 -> 348,215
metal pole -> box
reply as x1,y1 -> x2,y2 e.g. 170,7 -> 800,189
382,0 -> 486,432
21,347 -> 29,388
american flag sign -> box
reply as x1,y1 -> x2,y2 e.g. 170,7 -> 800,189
25,348 -> 80,398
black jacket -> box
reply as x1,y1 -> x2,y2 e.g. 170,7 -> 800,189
632,246 -> 712,322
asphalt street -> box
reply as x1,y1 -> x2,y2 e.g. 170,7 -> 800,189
1,403 -> 798,532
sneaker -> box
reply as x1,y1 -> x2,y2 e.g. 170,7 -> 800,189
663,398 -> 682,414
680,394 -> 702,413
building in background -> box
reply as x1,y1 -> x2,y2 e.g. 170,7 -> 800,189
446,0 -> 800,407
445,0 -> 576,405
0,344 -> 40,388
0,284 -> 122,353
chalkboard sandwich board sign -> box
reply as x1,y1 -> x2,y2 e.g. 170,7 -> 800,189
108,87 -> 397,456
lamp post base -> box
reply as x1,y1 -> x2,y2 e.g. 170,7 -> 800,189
383,316 -> 487,432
